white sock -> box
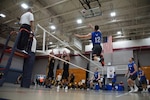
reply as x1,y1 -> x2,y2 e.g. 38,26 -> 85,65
130,87 -> 134,90
143,89 -> 145,91
134,84 -> 138,89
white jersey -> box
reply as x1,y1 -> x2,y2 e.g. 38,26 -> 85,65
20,12 -> 34,25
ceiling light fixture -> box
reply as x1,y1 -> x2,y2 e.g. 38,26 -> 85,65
110,12 -> 116,17
0,13 -> 6,18
49,42 -> 53,45
50,25 -> 56,30
21,3 -> 29,9
77,19 -> 82,24
117,31 -> 122,35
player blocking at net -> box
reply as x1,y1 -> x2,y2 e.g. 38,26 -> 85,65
75,24 -> 105,66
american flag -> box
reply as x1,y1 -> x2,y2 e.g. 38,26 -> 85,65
103,36 -> 113,53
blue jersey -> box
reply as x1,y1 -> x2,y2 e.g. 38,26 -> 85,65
128,62 -> 137,75
112,74 -> 116,83
94,72 -> 99,80
91,31 -> 102,45
138,70 -> 146,80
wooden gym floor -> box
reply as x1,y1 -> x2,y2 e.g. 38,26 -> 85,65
0,83 -> 149,100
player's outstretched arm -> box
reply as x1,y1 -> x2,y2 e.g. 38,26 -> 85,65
88,23 -> 94,30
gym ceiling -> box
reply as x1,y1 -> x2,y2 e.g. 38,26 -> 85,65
0,0 -> 150,50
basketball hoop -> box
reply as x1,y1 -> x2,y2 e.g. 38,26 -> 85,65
81,9 -> 86,13
80,7 -> 102,18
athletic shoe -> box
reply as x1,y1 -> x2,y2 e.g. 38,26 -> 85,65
16,48 -> 28,54
141,89 -> 145,93
57,86 -> 60,92
129,90 -> 134,93
57,85 -> 60,89
65,86 -> 68,92
57,85 -> 60,90
129,87 -> 134,93
145,89 -> 148,93
142,89 -> 148,93
65,86 -> 68,90
134,87 -> 138,92
21,50 -> 28,54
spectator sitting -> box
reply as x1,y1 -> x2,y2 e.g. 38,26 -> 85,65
119,81 -> 124,90
45,77 -> 51,88
55,73 -> 62,86
70,73 -> 75,84
112,72 -> 117,90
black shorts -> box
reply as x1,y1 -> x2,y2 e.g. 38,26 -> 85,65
17,24 -> 31,50
129,75 -> 137,81
93,79 -> 100,83
92,44 -> 102,56
47,71 -> 54,79
140,78 -> 147,85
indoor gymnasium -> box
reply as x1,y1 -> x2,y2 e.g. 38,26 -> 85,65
0,0 -> 150,100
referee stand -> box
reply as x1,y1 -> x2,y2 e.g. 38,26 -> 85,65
0,29 -> 36,88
